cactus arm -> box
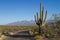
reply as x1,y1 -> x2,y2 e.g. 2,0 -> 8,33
42,6 -> 44,21
34,14 -> 36,22
43,10 -> 47,26
36,12 -> 38,22
44,10 -> 47,21
34,12 -> 38,23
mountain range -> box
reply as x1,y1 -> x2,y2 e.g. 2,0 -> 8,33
6,20 -> 56,26
7,20 -> 36,26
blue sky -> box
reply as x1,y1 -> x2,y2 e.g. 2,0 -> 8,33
0,0 -> 60,25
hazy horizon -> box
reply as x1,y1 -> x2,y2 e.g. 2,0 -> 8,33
0,0 -> 60,25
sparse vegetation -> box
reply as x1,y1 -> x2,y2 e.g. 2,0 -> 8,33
0,26 -> 37,33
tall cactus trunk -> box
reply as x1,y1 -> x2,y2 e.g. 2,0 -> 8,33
40,3 -> 42,22
38,25 -> 41,35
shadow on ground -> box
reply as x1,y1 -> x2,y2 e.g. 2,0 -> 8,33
3,31 -> 36,40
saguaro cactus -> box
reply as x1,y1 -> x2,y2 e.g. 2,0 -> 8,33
34,3 -> 48,34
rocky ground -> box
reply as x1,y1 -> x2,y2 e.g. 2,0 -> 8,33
0,31 -> 35,40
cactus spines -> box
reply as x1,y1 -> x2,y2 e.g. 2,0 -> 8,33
34,3 -> 48,34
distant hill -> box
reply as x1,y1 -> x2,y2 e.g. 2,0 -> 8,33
6,20 -> 36,26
